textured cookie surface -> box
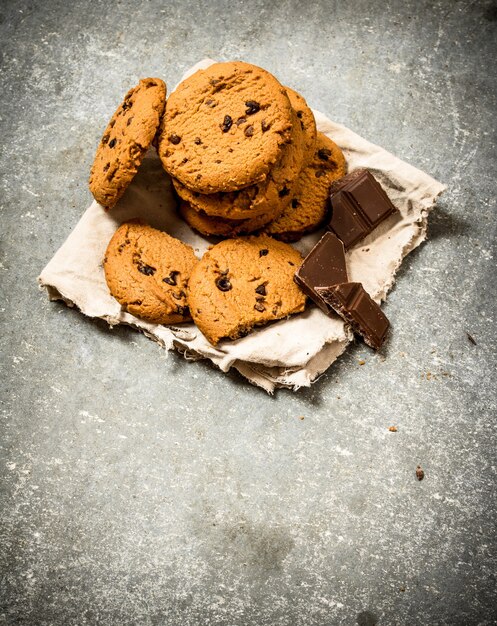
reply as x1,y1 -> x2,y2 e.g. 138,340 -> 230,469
158,62 -> 294,193
265,133 -> 347,242
284,86 -> 317,159
104,221 -> 198,324
89,78 -> 166,209
179,200 -> 278,238
187,235 -> 307,345
172,87 -> 314,220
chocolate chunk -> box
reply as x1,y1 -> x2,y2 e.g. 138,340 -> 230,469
169,134 -> 181,145
137,262 -> 156,276
215,276 -> 232,291
245,100 -> 260,115
108,138 -> 117,148
122,100 -> 133,111
296,111 -> 303,119
317,148 -> 331,161
291,198 -> 299,208
328,169 -> 398,249
278,186 -> 290,197
294,232 -> 348,314
175,305 -> 188,316
194,137 -> 202,145
221,115 -> 233,132
259,249 -> 269,257
172,290 -> 186,300
261,120 -> 271,132
255,283 -> 267,296
254,302 -> 266,312
316,283 -> 389,350
244,125 -> 254,137
315,169 -> 326,178
236,117 -> 246,126
163,271 -> 179,286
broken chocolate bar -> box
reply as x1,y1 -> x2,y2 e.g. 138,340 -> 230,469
327,169 -> 398,249
315,282 -> 389,350
294,232 -> 348,314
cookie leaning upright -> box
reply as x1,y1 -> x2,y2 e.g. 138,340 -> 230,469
103,221 -> 198,325
158,62 -> 294,193
89,78 -> 166,209
187,235 -> 307,345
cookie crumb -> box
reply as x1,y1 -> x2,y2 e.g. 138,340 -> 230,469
416,465 -> 425,481
299,416 -> 305,421
388,426 -> 398,432
358,359 -> 366,366
465,331 -> 477,345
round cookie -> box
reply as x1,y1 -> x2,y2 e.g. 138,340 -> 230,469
179,200 -> 279,238
158,61 -> 294,194
172,87 -> 315,220
264,133 -> 347,242
187,235 -> 307,345
103,221 -> 198,324
89,78 -> 166,209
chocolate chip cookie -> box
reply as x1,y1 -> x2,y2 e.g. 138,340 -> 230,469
89,78 -> 166,209
265,133 -> 347,242
187,235 -> 307,345
158,61 -> 294,194
172,87 -> 314,220
179,200 -> 278,238
103,220 -> 198,324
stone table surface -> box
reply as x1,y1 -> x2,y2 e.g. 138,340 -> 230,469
1,0 -> 496,624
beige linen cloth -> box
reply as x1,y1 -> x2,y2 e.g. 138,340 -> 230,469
39,59 -> 446,393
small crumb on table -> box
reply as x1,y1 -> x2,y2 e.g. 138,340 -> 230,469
416,465 -> 425,481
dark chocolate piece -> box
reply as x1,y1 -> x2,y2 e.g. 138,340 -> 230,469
315,282 -> 389,350
327,169 -> 398,249
294,232 -> 348,314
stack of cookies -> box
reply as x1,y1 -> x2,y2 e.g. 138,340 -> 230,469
158,62 -> 346,242
89,61 -> 352,346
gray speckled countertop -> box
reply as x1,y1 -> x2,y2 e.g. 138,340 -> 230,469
1,1 -> 496,624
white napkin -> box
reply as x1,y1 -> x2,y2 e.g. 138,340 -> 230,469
39,59 -> 446,393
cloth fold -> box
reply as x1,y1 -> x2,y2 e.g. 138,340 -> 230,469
39,59 -> 446,392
